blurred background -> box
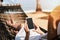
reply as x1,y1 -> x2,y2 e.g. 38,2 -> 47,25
3,0 -> 60,12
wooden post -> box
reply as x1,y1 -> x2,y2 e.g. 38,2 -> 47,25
36,0 -> 42,12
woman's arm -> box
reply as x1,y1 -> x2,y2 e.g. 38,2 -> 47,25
24,22 -> 30,40
25,32 -> 30,40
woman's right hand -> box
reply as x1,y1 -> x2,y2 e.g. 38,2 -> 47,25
24,22 -> 30,33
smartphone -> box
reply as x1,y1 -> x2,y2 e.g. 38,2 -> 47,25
26,18 -> 34,29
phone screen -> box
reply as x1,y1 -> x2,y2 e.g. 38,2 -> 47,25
26,18 -> 34,29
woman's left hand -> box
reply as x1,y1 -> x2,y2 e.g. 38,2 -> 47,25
33,24 -> 44,35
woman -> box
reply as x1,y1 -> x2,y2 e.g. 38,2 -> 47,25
6,19 -> 47,40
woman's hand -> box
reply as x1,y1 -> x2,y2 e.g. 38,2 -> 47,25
33,24 -> 44,35
24,22 -> 30,33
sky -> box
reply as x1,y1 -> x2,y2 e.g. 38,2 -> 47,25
3,0 -> 60,12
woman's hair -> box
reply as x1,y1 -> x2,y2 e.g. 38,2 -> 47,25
0,20 -> 16,40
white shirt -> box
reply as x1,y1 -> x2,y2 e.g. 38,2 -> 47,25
15,27 -> 41,40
